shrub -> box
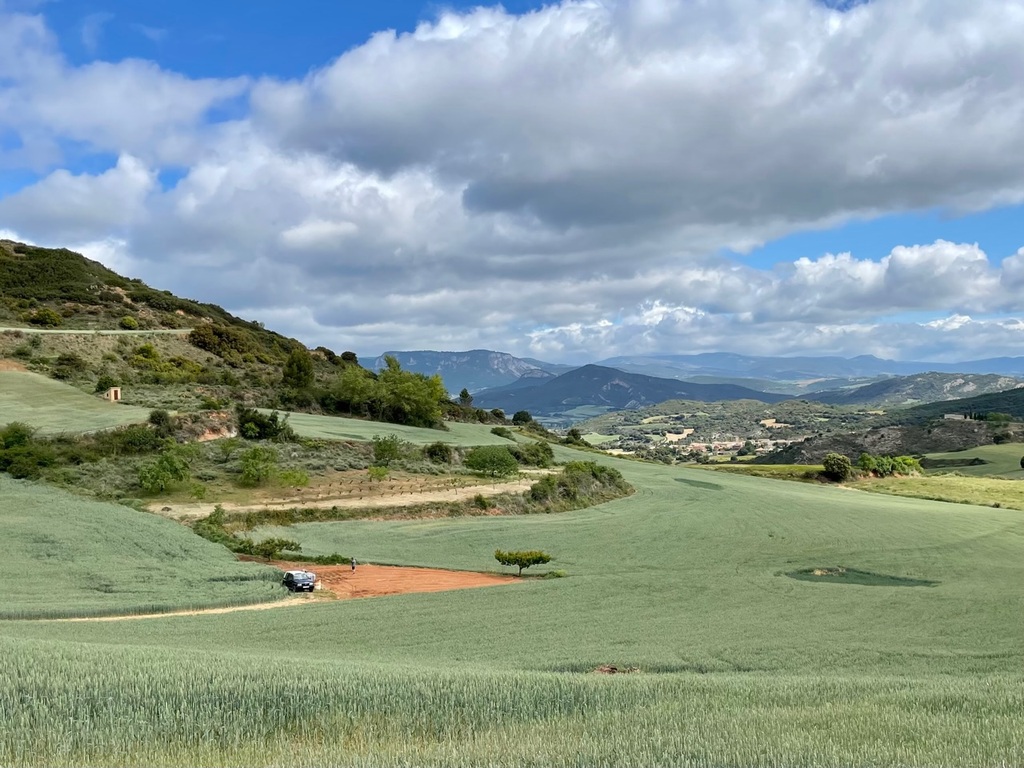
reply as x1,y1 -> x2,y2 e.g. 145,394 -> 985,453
464,445 -> 519,477
28,308 -> 62,327
51,352 -> 88,380
822,452 -> 853,482
252,537 -> 302,560
372,434 -> 407,466
118,316 -> 139,330
236,407 -> 295,442
508,440 -> 554,468
94,374 -> 119,393
240,446 -> 277,486
490,426 -> 515,440
424,441 -> 453,464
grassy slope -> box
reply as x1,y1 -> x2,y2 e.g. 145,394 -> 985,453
1,450 -> 1022,765
278,409 -> 523,446
0,476 -> 283,618
923,443 -> 1024,477
0,370 -> 150,433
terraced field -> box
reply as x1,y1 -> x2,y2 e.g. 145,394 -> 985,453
1,445 -> 1022,766
0,370 -> 149,433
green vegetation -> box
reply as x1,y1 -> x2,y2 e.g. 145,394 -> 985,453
464,444 -> 519,476
1,454 -> 1022,765
494,549 -> 552,576
822,452 -> 853,481
921,443 -> 1024,478
0,476 -> 282,619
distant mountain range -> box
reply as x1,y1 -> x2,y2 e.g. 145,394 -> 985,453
372,350 -> 570,394
376,348 -> 1024,399
473,364 -> 788,416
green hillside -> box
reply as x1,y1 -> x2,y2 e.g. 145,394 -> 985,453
0,476 -> 282,619
0,370 -> 150,433
2,452 -> 1022,765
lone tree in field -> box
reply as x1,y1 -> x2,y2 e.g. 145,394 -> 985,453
1020,455 -> 1024,470
494,549 -> 552,576
822,452 -> 853,482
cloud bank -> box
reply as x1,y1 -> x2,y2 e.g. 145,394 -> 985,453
2,0 -> 1024,362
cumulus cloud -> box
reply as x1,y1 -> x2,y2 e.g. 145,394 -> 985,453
3,1 -> 1024,362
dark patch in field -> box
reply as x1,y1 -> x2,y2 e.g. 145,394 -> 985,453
675,478 -> 724,491
919,457 -> 988,470
787,567 -> 938,588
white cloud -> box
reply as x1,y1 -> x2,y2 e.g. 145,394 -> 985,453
3,1 -> 1024,362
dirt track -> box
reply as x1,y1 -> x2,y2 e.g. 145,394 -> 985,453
50,563 -> 518,622
153,477 -> 540,520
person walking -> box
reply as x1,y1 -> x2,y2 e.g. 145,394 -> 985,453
351,557 -> 357,573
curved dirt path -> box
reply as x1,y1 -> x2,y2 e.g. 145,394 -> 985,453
46,563 -> 518,622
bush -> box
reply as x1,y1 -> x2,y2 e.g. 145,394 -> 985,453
94,374 -> 119,393
508,440 -> 554,468
27,308 -> 62,327
423,441 -> 454,464
464,445 -> 519,477
490,426 -> 515,440
822,452 -> 853,482
372,434 -> 406,467
236,407 -> 295,442
240,446 -> 277,486
51,352 -> 88,380
118,316 -> 139,330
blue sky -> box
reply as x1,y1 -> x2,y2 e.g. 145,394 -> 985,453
2,0 -> 1024,362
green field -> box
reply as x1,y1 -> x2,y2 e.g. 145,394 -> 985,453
0,370 -> 150,434
923,443 -> 1024,477
275,409 -> 524,446
0,476 -> 282,619
1,450 -> 1023,765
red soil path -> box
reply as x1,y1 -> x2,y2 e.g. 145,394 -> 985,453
272,560 -> 518,600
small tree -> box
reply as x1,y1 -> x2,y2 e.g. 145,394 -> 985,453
372,434 -> 405,466
282,348 -> 314,389
494,549 -> 552,576
822,452 -> 853,482
465,445 -> 519,477
512,410 -> 533,426
240,446 -> 277,486
1019,455 -> 1024,470
459,388 -> 474,407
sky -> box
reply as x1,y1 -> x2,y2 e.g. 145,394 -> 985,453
2,0 -> 1024,364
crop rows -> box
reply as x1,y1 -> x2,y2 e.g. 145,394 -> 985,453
1,637 -> 1021,767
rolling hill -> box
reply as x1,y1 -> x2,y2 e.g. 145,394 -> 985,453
372,349 -> 569,394
474,364 -> 789,417
808,372 -> 1024,407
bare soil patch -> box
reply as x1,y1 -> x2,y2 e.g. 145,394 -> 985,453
0,358 -> 27,372
272,560 -> 518,600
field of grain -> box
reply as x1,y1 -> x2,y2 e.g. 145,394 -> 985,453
0,370 -> 150,434
923,442 -> 1024,477
0,476 -> 282,619
1,449 -> 1022,765
274,409 -> 524,446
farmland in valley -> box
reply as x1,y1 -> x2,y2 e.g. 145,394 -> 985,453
1,446 -> 1022,766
